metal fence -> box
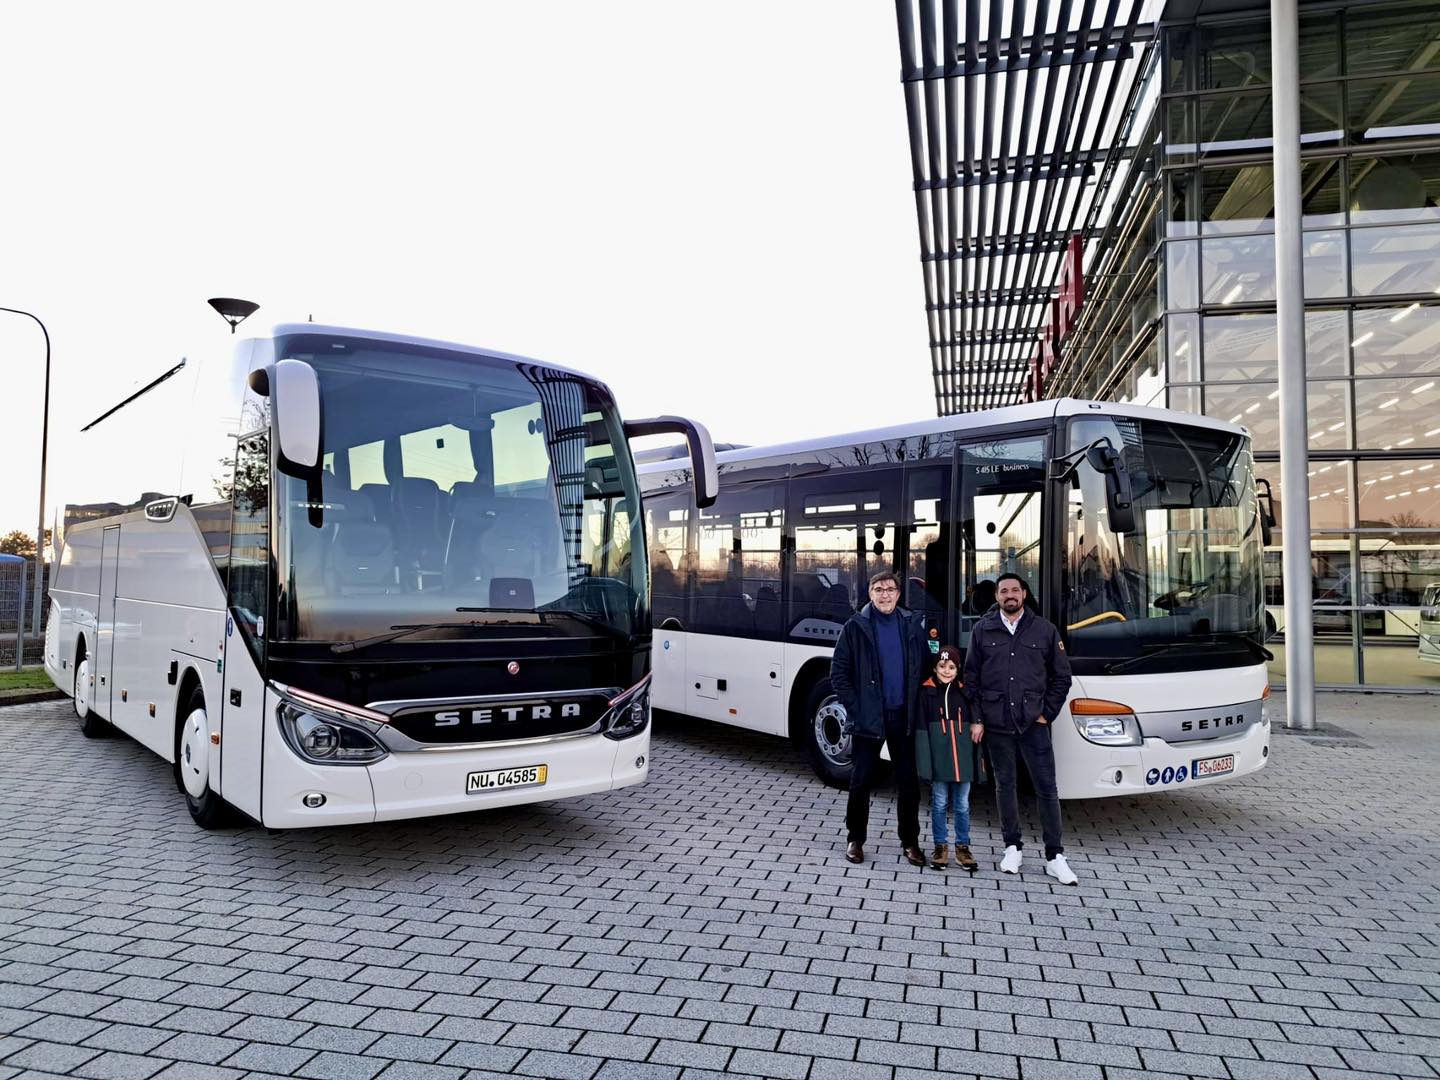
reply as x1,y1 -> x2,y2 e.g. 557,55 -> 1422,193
0,558 -> 49,669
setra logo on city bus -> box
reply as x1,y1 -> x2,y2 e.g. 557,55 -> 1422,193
1179,711 -> 1246,733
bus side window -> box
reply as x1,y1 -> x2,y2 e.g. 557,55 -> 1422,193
646,481 -> 692,629
788,467 -> 900,636
228,432 -> 271,653
957,436 -> 1046,646
903,463 -> 952,625
692,467 -> 785,640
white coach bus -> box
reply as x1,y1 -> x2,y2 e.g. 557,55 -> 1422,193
637,398 -> 1273,799
45,323 -> 716,829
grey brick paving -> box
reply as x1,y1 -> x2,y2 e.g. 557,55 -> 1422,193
3,694 -> 1439,1080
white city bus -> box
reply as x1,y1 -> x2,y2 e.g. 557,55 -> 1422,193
44,323 -> 716,828
637,398 -> 1272,799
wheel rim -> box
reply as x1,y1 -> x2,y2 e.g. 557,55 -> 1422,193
179,707 -> 210,799
74,658 -> 91,720
813,696 -> 852,770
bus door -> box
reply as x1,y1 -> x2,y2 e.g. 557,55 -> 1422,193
219,431 -> 270,821
94,525 -> 121,720
955,434 -> 1048,648
902,461 -> 956,650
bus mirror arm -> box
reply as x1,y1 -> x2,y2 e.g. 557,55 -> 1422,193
624,415 -> 719,509
1255,477 -> 1276,546
1049,438 -> 1135,534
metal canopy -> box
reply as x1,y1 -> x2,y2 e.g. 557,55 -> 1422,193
895,0 -> 1162,414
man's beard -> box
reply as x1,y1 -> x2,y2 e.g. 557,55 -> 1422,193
1001,600 -> 1022,611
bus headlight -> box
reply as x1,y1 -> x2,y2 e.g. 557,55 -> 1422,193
1070,698 -> 1142,746
277,700 -> 388,765
603,676 -> 651,741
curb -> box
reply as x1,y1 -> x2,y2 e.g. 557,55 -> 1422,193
0,690 -> 65,708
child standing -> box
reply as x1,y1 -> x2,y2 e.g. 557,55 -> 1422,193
915,645 -> 984,872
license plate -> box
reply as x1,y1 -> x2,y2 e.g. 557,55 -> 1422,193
466,764 -> 547,794
1192,754 -> 1235,779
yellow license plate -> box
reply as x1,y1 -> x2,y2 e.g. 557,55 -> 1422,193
466,764 -> 547,794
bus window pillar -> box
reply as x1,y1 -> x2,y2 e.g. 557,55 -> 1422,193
1271,0 -> 1316,730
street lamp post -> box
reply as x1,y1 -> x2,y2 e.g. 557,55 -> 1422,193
0,306 -> 51,668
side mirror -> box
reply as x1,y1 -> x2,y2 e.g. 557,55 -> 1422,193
250,359 -> 323,527
623,415 -> 719,509
1255,477 -> 1276,546
251,359 -> 322,478
1087,444 -> 1136,534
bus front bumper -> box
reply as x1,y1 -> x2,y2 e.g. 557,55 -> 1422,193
261,728 -> 651,828
1061,717 -> 1270,799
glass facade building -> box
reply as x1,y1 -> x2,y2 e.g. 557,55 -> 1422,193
1048,1 -> 1440,689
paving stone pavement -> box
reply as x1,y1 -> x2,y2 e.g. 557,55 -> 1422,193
0,692 -> 1437,1080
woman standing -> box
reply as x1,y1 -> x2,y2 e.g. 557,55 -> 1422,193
915,645 -> 984,872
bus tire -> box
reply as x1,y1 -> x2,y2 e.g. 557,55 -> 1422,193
175,685 -> 232,830
73,644 -> 108,739
802,677 -> 853,790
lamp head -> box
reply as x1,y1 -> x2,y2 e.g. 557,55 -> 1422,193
207,297 -> 260,334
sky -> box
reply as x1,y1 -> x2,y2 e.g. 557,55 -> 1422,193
0,2 -> 932,541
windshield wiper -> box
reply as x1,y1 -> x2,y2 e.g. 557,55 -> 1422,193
330,620 -> 518,655
1209,631 -> 1274,663
456,606 -> 630,641
1103,643 -> 1195,675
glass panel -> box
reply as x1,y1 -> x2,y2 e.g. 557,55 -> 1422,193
1166,99 -> 1194,157
1350,223 -> 1440,295
1348,154 -> 1440,225
1352,304 -> 1440,377
1195,20 -> 1271,90
1205,382 -> 1350,457
1303,231 -> 1347,298
1354,531 -> 1440,687
1061,418 -> 1266,667
691,474 -> 785,640
645,484 -> 692,629
1193,85 -> 1343,156
1348,73 -> 1440,145
271,334 -> 647,644
1201,311 -> 1349,382
957,437 -> 1046,645
1306,308 -> 1350,378
789,470 -> 900,637
1357,459 -> 1440,529
1253,459 -> 1351,529
1299,158 -> 1345,228
1354,378 -> 1440,449
1203,313 -> 1275,381
228,432 -> 271,650
1201,165 -> 1275,233
1203,233 -> 1275,304
1168,313 -> 1200,382
1361,606 -> 1440,688
1345,3 -> 1440,77
1169,384 -> 1201,414
904,464 -> 952,619
1167,170 -> 1199,236
1166,239 -> 1200,308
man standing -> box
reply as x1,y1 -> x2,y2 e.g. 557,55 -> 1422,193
962,572 -> 1078,884
830,570 -> 927,867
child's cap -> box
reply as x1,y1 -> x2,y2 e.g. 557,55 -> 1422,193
936,645 -> 961,665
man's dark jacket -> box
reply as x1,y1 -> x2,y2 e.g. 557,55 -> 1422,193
829,603 -> 928,739
961,605 -> 1072,734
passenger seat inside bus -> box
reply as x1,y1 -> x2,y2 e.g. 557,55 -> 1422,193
327,487 -> 397,594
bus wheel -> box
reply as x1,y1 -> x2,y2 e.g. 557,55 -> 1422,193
73,653 -> 108,739
803,678 -> 853,789
176,687 -> 231,830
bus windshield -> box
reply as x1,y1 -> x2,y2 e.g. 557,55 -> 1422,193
1061,416 -> 1265,667
272,334 -> 646,645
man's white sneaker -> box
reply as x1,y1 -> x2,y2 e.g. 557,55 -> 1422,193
999,846 -> 1023,874
1045,853 -> 1078,886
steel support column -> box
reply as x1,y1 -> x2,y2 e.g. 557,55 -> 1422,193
1271,0 -> 1316,730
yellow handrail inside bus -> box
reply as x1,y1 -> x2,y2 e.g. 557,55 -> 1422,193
1067,611 -> 1128,630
